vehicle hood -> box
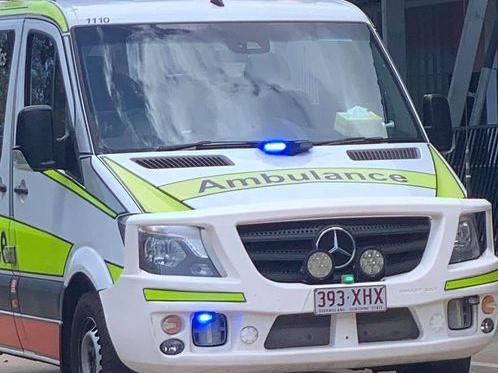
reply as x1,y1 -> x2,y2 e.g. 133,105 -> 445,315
98,143 -> 453,211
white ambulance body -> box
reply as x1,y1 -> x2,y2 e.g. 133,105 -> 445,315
0,1 -> 495,372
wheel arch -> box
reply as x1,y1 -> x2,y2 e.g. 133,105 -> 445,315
60,247 -> 116,372
64,246 -> 115,290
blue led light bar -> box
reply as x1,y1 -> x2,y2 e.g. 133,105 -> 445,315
258,140 -> 313,156
263,142 -> 287,153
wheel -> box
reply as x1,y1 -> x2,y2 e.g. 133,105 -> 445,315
70,292 -> 135,373
394,357 -> 471,373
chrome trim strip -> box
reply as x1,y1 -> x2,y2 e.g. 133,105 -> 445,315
0,309 -> 62,324
12,312 -> 62,325
0,345 -> 60,366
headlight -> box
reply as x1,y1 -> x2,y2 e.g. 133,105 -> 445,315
139,226 -> 220,277
450,214 -> 486,264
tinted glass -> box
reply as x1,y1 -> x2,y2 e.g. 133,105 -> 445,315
26,32 -> 69,140
0,31 -> 15,156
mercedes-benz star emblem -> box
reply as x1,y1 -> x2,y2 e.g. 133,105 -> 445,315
315,226 -> 356,269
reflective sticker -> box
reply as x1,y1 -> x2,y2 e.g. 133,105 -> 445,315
0,1 -> 68,32
160,168 -> 437,201
102,158 -> 191,213
0,215 -> 72,276
445,269 -> 498,291
15,220 -> 72,277
429,145 -> 465,199
0,216 -> 10,271
106,261 -> 123,284
44,170 -> 118,218
143,289 -> 246,303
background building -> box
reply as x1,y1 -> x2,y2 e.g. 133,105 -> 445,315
350,0 -> 498,246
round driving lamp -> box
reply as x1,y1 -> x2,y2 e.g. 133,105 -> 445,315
304,250 -> 334,281
358,249 -> 385,279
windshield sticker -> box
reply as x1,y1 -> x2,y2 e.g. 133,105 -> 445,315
160,168 -> 436,201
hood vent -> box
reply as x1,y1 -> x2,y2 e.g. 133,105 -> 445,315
347,148 -> 420,161
133,155 -> 234,169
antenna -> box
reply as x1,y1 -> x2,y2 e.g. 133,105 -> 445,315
211,0 -> 224,7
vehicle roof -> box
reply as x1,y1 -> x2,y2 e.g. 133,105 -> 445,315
0,0 -> 370,32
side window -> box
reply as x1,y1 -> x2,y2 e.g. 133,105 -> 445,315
25,31 -> 69,140
0,31 -> 15,156
24,31 -> 80,178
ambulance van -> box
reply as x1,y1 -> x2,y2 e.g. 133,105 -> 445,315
0,0 -> 496,372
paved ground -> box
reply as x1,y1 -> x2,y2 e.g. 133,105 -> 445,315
1,334 -> 497,373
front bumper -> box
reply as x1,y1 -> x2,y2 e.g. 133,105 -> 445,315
100,197 -> 498,373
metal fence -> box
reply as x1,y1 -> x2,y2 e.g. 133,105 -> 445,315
446,125 -> 498,247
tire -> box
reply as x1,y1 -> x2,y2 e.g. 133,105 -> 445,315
394,357 -> 471,373
70,292 -> 135,373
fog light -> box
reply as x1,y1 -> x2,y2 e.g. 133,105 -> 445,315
482,296 -> 497,315
162,315 -> 182,335
160,339 -> 184,355
240,326 -> 259,345
304,251 -> 334,281
448,298 -> 474,330
358,249 -> 385,279
481,318 -> 495,334
192,312 -> 227,347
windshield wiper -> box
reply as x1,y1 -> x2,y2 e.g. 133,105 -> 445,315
315,137 -> 420,146
155,141 -> 259,151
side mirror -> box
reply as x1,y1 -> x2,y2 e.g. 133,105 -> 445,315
16,105 -> 57,171
423,94 -> 453,153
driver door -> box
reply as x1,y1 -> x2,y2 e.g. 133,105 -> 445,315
0,20 -> 22,353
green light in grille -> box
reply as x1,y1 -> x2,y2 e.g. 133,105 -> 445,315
342,274 -> 355,284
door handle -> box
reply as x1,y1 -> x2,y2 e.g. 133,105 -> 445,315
14,180 -> 28,196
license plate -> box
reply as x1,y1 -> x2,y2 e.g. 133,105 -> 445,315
314,285 -> 387,315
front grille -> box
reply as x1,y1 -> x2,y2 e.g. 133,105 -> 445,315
357,308 -> 419,343
265,314 -> 331,349
237,217 -> 431,284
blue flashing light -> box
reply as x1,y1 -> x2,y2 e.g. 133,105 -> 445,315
194,312 -> 215,325
259,140 -> 313,156
262,141 -> 288,154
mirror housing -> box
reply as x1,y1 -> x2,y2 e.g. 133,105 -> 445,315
423,94 -> 453,153
16,105 -> 57,171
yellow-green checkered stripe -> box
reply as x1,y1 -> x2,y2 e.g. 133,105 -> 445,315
143,289 -> 246,303
445,270 -> 498,291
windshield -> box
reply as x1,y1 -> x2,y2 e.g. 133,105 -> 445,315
74,22 -> 424,153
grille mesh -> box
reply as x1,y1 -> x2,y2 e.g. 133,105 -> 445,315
347,148 -> 420,161
133,155 -> 233,169
238,217 -> 431,284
